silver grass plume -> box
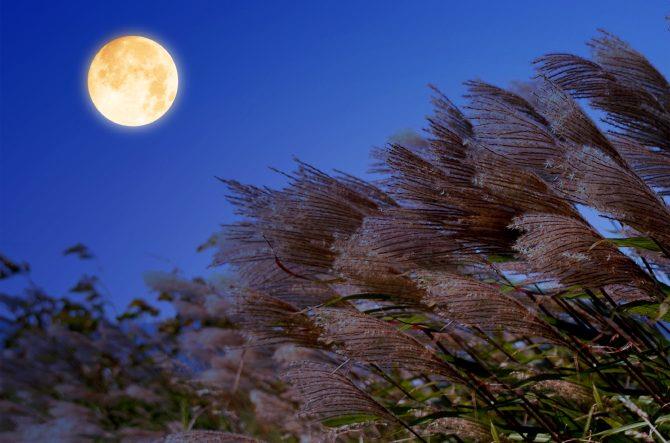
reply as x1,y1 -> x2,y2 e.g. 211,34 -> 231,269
313,307 -> 463,381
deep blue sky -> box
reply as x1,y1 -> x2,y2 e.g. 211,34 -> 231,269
2,1 -> 669,310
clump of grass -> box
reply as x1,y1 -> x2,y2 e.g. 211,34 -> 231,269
215,28 -> 670,442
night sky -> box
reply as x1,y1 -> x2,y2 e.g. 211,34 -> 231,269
2,1 -> 669,310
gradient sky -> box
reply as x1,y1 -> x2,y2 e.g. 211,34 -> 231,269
2,1 -> 669,311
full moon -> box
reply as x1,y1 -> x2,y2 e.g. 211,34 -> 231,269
87,36 -> 178,126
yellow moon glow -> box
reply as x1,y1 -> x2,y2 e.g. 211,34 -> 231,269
87,36 -> 178,126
